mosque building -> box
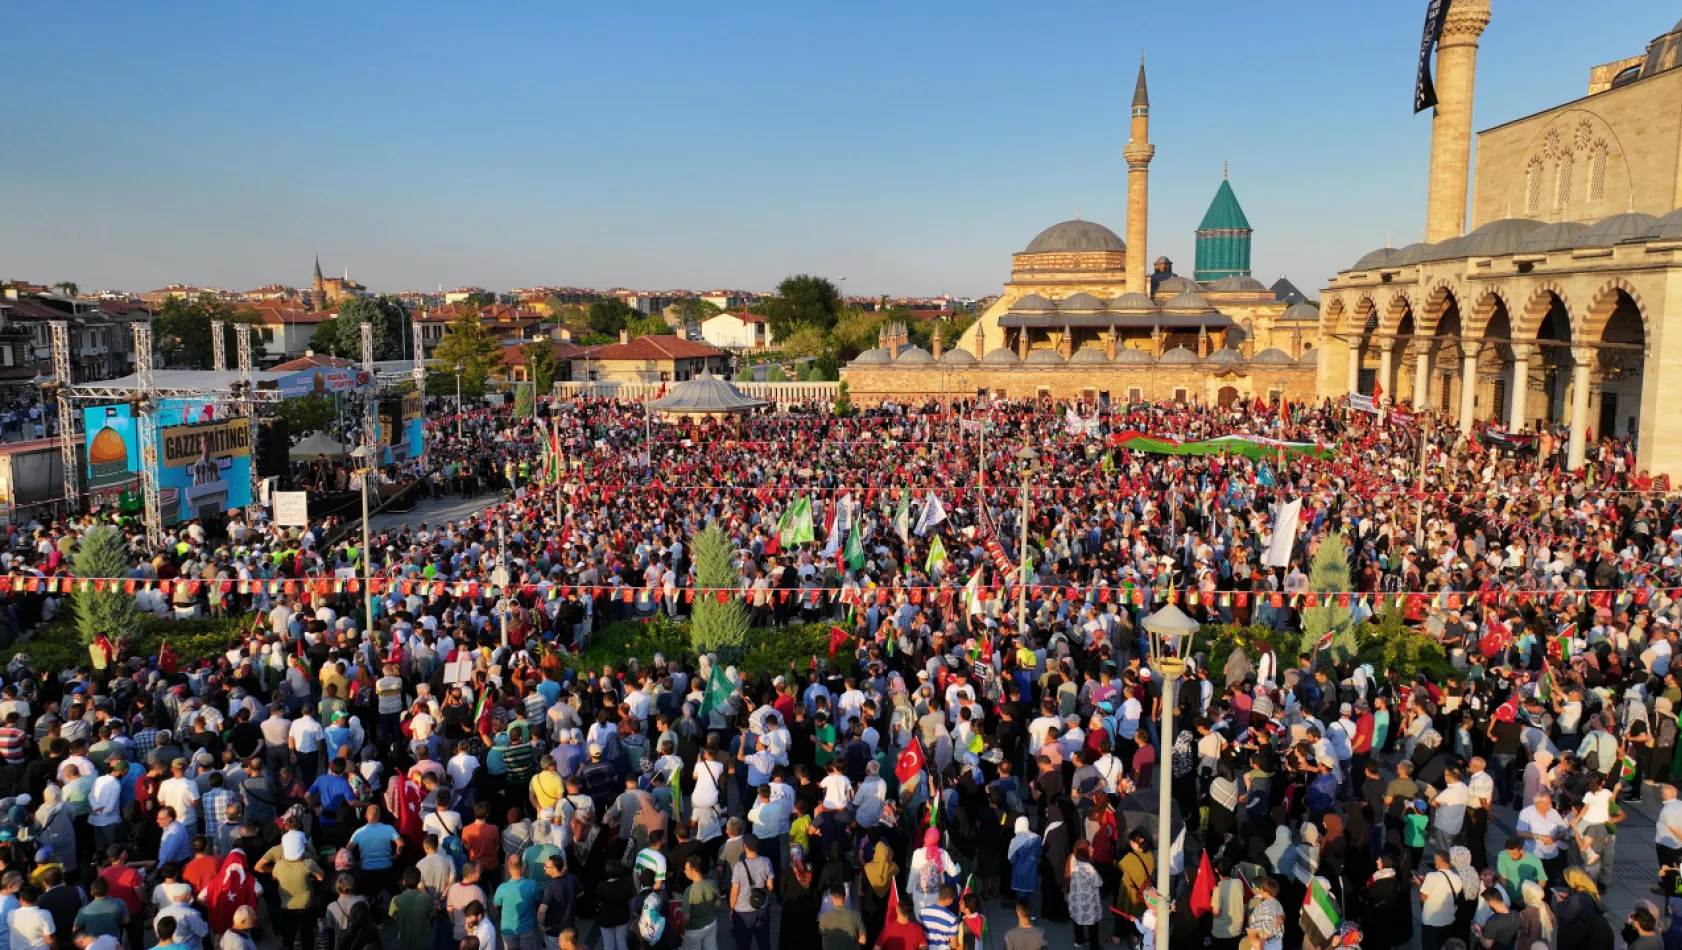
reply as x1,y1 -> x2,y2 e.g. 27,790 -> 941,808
842,63 -> 1322,407
1320,5 -> 1682,475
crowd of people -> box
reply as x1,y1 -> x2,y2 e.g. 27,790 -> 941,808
0,392 -> 1674,950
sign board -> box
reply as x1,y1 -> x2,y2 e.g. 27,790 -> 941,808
160,418 -> 252,468
273,491 -> 309,527
402,391 -> 423,421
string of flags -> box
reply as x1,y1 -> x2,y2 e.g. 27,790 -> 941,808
13,574 -> 1669,614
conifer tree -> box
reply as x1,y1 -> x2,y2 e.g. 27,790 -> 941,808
691,521 -> 748,662
70,525 -> 144,645
1302,531 -> 1357,666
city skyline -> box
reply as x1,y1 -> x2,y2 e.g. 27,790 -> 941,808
2,0 -> 1673,298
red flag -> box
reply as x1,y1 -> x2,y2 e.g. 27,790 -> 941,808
1189,851 -> 1215,917
829,625 -> 848,659
885,878 -> 900,923
896,738 -> 927,784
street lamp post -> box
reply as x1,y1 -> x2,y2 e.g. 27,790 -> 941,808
350,444 -> 376,632
1013,447 -> 1038,631
1142,603 -> 1200,950
454,364 -> 465,440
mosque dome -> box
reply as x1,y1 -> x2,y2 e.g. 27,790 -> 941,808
1460,218 -> 1546,256
982,347 -> 1022,365
1207,348 -> 1243,366
1024,349 -> 1066,365
1280,303 -> 1322,322
1021,220 -> 1126,254
894,346 -> 933,365
1642,207 -> 1682,242
1514,221 -> 1591,253
1574,211 -> 1659,248
89,426 -> 130,476
1115,348 -> 1155,365
1070,347 -> 1111,364
1107,292 -> 1160,312
1421,235 -> 1471,262
1297,348 -> 1319,365
1154,276 -> 1205,295
1057,293 -> 1106,312
1252,348 -> 1295,365
1205,275 -> 1270,293
1158,347 -> 1201,364
939,347 -> 977,364
1010,294 -> 1055,312
1393,242 -> 1435,265
1161,292 -> 1214,312
1352,247 -> 1399,270
852,349 -> 892,365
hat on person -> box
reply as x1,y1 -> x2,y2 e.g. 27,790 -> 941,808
34,847 -> 52,862
587,743 -> 603,758
1339,703 -> 1352,715
233,907 -> 258,928
170,757 -> 188,770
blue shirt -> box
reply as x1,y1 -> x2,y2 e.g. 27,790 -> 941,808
536,680 -> 561,707
349,822 -> 402,870
920,904 -> 960,948
159,821 -> 192,866
309,773 -> 354,821
493,877 -> 542,935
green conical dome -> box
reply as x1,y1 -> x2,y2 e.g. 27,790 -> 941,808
1197,178 -> 1252,232
1195,175 -> 1254,281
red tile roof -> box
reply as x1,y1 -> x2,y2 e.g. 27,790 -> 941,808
495,340 -> 591,367
581,336 -> 726,362
419,303 -> 542,324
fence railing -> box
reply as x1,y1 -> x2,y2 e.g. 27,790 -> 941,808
553,380 -> 840,405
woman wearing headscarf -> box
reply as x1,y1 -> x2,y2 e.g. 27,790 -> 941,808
780,844 -> 821,950
1653,697 -> 1679,783
1317,815 -> 1347,903
1039,798 -> 1079,923
1006,817 -> 1040,908
1449,846 -> 1481,943
1360,853 -> 1410,950
1066,840 -> 1103,950
1518,880 -> 1555,950
1555,867 -> 1611,950
907,827 -> 956,919
1205,763 -> 1242,854
814,840 -> 853,907
1117,829 -> 1156,925
1624,693 -> 1655,802
32,785 -> 76,876
859,841 -> 898,947
1224,642 -> 1254,690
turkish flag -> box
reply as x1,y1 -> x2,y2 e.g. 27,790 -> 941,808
1189,851 -> 1215,917
895,738 -> 927,785
829,625 -> 848,659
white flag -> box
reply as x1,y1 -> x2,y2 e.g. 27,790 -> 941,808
914,492 -> 947,536
963,566 -> 986,617
1264,497 -> 1302,569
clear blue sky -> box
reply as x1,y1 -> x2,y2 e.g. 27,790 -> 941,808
3,1 -> 1675,298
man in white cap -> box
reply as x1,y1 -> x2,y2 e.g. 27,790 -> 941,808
152,882 -> 208,950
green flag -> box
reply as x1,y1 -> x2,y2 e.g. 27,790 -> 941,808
894,492 -> 911,543
844,525 -> 865,571
700,664 -> 733,719
926,535 -> 947,573
781,496 -> 815,545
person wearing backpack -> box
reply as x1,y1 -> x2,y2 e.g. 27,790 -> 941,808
727,835 -> 775,950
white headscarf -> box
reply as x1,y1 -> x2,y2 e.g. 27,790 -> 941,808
1007,816 -> 1036,861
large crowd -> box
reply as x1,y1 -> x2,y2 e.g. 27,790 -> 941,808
0,392 -> 1675,950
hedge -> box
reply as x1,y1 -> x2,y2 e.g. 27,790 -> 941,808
2,615 -> 251,676
1200,612 -> 1458,686
551,617 -> 833,681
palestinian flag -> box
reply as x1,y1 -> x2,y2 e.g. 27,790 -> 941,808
1109,429 -> 1335,461
1548,623 -> 1576,663
1303,876 -> 1341,942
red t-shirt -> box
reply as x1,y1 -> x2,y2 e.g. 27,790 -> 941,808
878,918 -> 926,950
183,854 -> 221,897
99,866 -> 144,914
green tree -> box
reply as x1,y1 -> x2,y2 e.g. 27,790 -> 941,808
462,291 -> 497,309
765,363 -> 787,382
429,305 -> 500,397
626,315 -> 674,338
760,274 -> 842,341
274,392 -> 337,434
70,526 -> 145,645
1302,532 -> 1357,666
672,298 -> 722,324
833,380 -> 853,417
522,342 -> 564,394
736,362 -> 756,382
779,326 -> 827,360
690,521 -> 748,662
810,351 -> 842,381
556,304 -> 592,334
513,381 -> 534,416
587,299 -> 638,336
829,307 -> 886,359
328,295 -> 409,361
53,281 -> 79,297
154,294 -> 267,368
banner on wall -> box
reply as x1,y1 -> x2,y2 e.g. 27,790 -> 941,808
83,404 -> 143,510
273,367 -> 373,398
157,417 -> 253,525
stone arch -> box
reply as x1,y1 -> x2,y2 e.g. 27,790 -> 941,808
1515,281 -> 1574,341
1465,286 -> 1515,340
1419,281 -> 1461,337
1379,290 -> 1416,338
1322,296 -> 1347,338
1581,276 -> 1650,345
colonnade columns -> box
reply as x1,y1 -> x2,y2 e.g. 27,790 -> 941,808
1458,345 -> 1479,435
1377,342 -> 1395,402
1347,342 -> 1361,395
1507,344 -> 1533,432
1413,344 -> 1433,410
1567,345 -> 1595,470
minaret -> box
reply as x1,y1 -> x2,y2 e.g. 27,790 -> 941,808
310,255 -> 327,311
1123,57 -> 1156,294
1424,0 -> 1492,242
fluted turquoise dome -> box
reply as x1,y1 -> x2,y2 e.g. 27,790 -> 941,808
1194,176 -> 1253,282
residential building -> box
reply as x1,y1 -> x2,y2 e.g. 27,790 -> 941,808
699,310 -> 774,350
572,332 -> 730,383
0,290 -> 139,383
415,302 -> 544,355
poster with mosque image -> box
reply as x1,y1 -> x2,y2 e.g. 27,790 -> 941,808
82,404 -> 143,510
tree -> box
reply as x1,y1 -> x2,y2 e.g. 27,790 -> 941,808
1302,532 -> 1357,666
513,381 -> 534,416
672,298 -> 722,325
556,304 -> 592,334
70,526 -> 144,645
760,274 -> 842,341
330,295 -> 410,361
833,380 -> 853,417
522,342 -> 564,394
53,281 -> 78,297
587,299 -> 638,337
462,291 -> 497,309
690,521 -> 748,662
829,308 -> 886,359
274,392 -> 337,434
765,363 -> 787,382
736,362 -> 756,382
429,305 -> 500,397
626,315 -> 674,338
779,326 -> 827,360
154,293 -> 267,368
810,351 -> 842,381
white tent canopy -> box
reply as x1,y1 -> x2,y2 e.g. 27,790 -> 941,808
289,431 -> 348,460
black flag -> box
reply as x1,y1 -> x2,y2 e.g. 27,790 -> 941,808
1414,0 -> 1449,113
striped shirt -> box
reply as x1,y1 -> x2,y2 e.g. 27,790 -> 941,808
920,904 -> 961,950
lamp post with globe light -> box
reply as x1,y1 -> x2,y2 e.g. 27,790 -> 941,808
1143,602 -> 1200,950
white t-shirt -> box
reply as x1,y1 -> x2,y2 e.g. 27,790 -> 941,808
1517,805 -> 1569,858
1579,788 -> 1615,825
9,906 -> 54,950
819,773 -> 854,810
